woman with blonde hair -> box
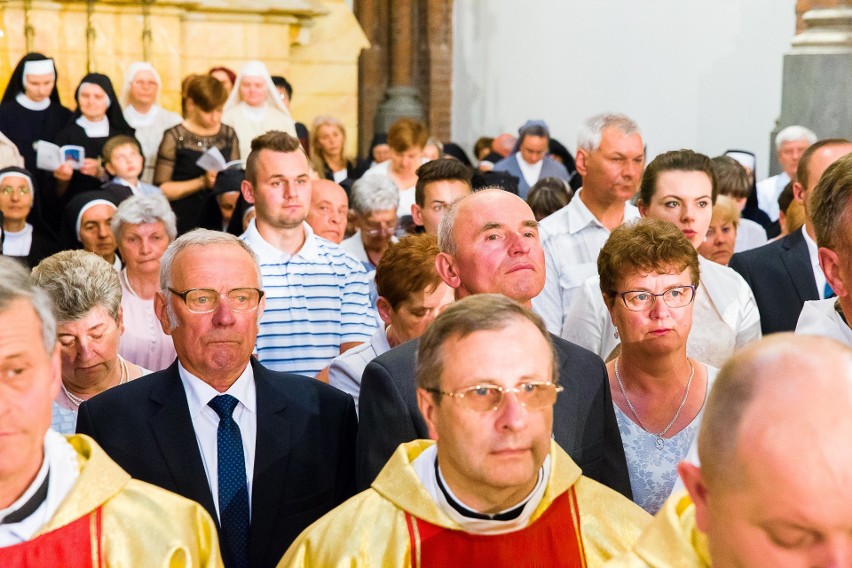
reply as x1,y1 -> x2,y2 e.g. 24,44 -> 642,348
33,250 -> 149,433
311,116 -> 355,184
698,194 -> 740,266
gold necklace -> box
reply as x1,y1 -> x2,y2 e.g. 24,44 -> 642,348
61,356 -> 128,409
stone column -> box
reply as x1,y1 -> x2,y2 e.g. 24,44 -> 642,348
374,1 -> 424,137
769,5 -> 851,175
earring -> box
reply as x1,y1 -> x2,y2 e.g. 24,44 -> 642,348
614,329 -> 619,339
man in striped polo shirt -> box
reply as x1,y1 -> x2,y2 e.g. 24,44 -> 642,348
240,131 -> 377,378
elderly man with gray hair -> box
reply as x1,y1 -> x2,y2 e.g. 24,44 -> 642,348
756,125 -> 817,222
77,228 -> 358,568
606,333 -> 852,567
0,257 -> 222,565
340,174 -> 400,271
532,113 -> 645,334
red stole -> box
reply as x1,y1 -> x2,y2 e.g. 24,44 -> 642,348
0,507 -> 104,567
405,488 -> 586,568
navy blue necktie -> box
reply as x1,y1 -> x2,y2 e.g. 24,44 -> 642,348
208,394 -> 249,568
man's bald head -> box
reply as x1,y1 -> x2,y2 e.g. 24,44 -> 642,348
698,334 -> 852,488
435,188 -> 545,307
306,179 -> 348,244
683,334 -> 852,568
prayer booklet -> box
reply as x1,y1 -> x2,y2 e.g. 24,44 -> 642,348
36,141 -> 85,171
195,146 -> 241,173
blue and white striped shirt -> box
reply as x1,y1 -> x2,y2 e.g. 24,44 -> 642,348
242,221 -> 378,377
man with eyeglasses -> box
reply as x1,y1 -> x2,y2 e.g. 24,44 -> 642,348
280,294 -> 649,566
77,229 -> 358,568
357,188 -> 633,499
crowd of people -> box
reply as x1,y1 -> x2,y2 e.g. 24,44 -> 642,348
1,50 -> 851,567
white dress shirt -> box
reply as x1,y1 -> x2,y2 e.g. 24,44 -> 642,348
178,361 -> 257,520
532,188 -> 640,333
756,172 -> 790,222
802,225 -> 829,298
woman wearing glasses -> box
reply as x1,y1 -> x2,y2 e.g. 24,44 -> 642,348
598,218 -> 715,514
0,166 -> 57,267
562,149 -> 761,368
32,250 -> 149,434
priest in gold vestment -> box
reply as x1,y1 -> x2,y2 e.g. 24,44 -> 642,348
280,295 -> 650,567
606,334 -> 852,568
0,257 -> 222,567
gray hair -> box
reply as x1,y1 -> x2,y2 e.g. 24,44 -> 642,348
576,113 -> 641,152
111,194 -> 178,242
775,125 -> 817,151
437,187 -> 503,256
159,229 -> 262,291
416,294 -> 557,399
518,121 -> 550,145
0,257 -> 57,353
31,250 -> 122,324
349,174 -> 400,216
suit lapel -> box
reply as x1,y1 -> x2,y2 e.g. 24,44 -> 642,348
781,229 -> 819,303
148,363 -> 218,526
248,360 -> 291,565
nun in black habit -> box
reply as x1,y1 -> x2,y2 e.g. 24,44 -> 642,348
53,73 -> 135,201
0,53 -> 73,236
0,166 -> 58,267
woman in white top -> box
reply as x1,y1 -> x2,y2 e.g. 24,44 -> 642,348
120,62 -> 182,184
32,250 -> 148,434
363,117 -> 428,222
111,194 -> 177,371
221,60 -> 296,160
598,218 -> 716,514
562,149 -> 761,368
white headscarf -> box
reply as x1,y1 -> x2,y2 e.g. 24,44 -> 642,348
222,60 -> 290,116
119,62 -> 163,108
75,199 -> 117,242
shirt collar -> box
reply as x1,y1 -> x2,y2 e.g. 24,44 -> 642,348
178,360 -> 256,418
563,188 -> 640,234
802,224 -> 820,268
242,218 -> 318,262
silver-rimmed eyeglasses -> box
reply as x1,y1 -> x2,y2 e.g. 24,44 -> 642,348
613,285 -> 696,312
168,287 -> 264,314
425,381 -> 563,412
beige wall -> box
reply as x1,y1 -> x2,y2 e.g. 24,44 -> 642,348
0,0 -> 367,155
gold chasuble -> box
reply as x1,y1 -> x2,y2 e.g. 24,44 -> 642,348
279,440 -> 649,567
0,435 -> 223,568
605,491 -> 711,567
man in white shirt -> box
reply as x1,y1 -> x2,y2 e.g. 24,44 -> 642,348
77,229 -> 358,568
796,151 -> 852,345
239,131 -> 376,378
532,113 -> 645,333
756,125 -> 817,222
730,138 -> 852,333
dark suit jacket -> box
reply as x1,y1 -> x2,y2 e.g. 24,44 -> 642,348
77,358 -> 358,568
355,334 -> 632,498
728,227 -> 818,334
